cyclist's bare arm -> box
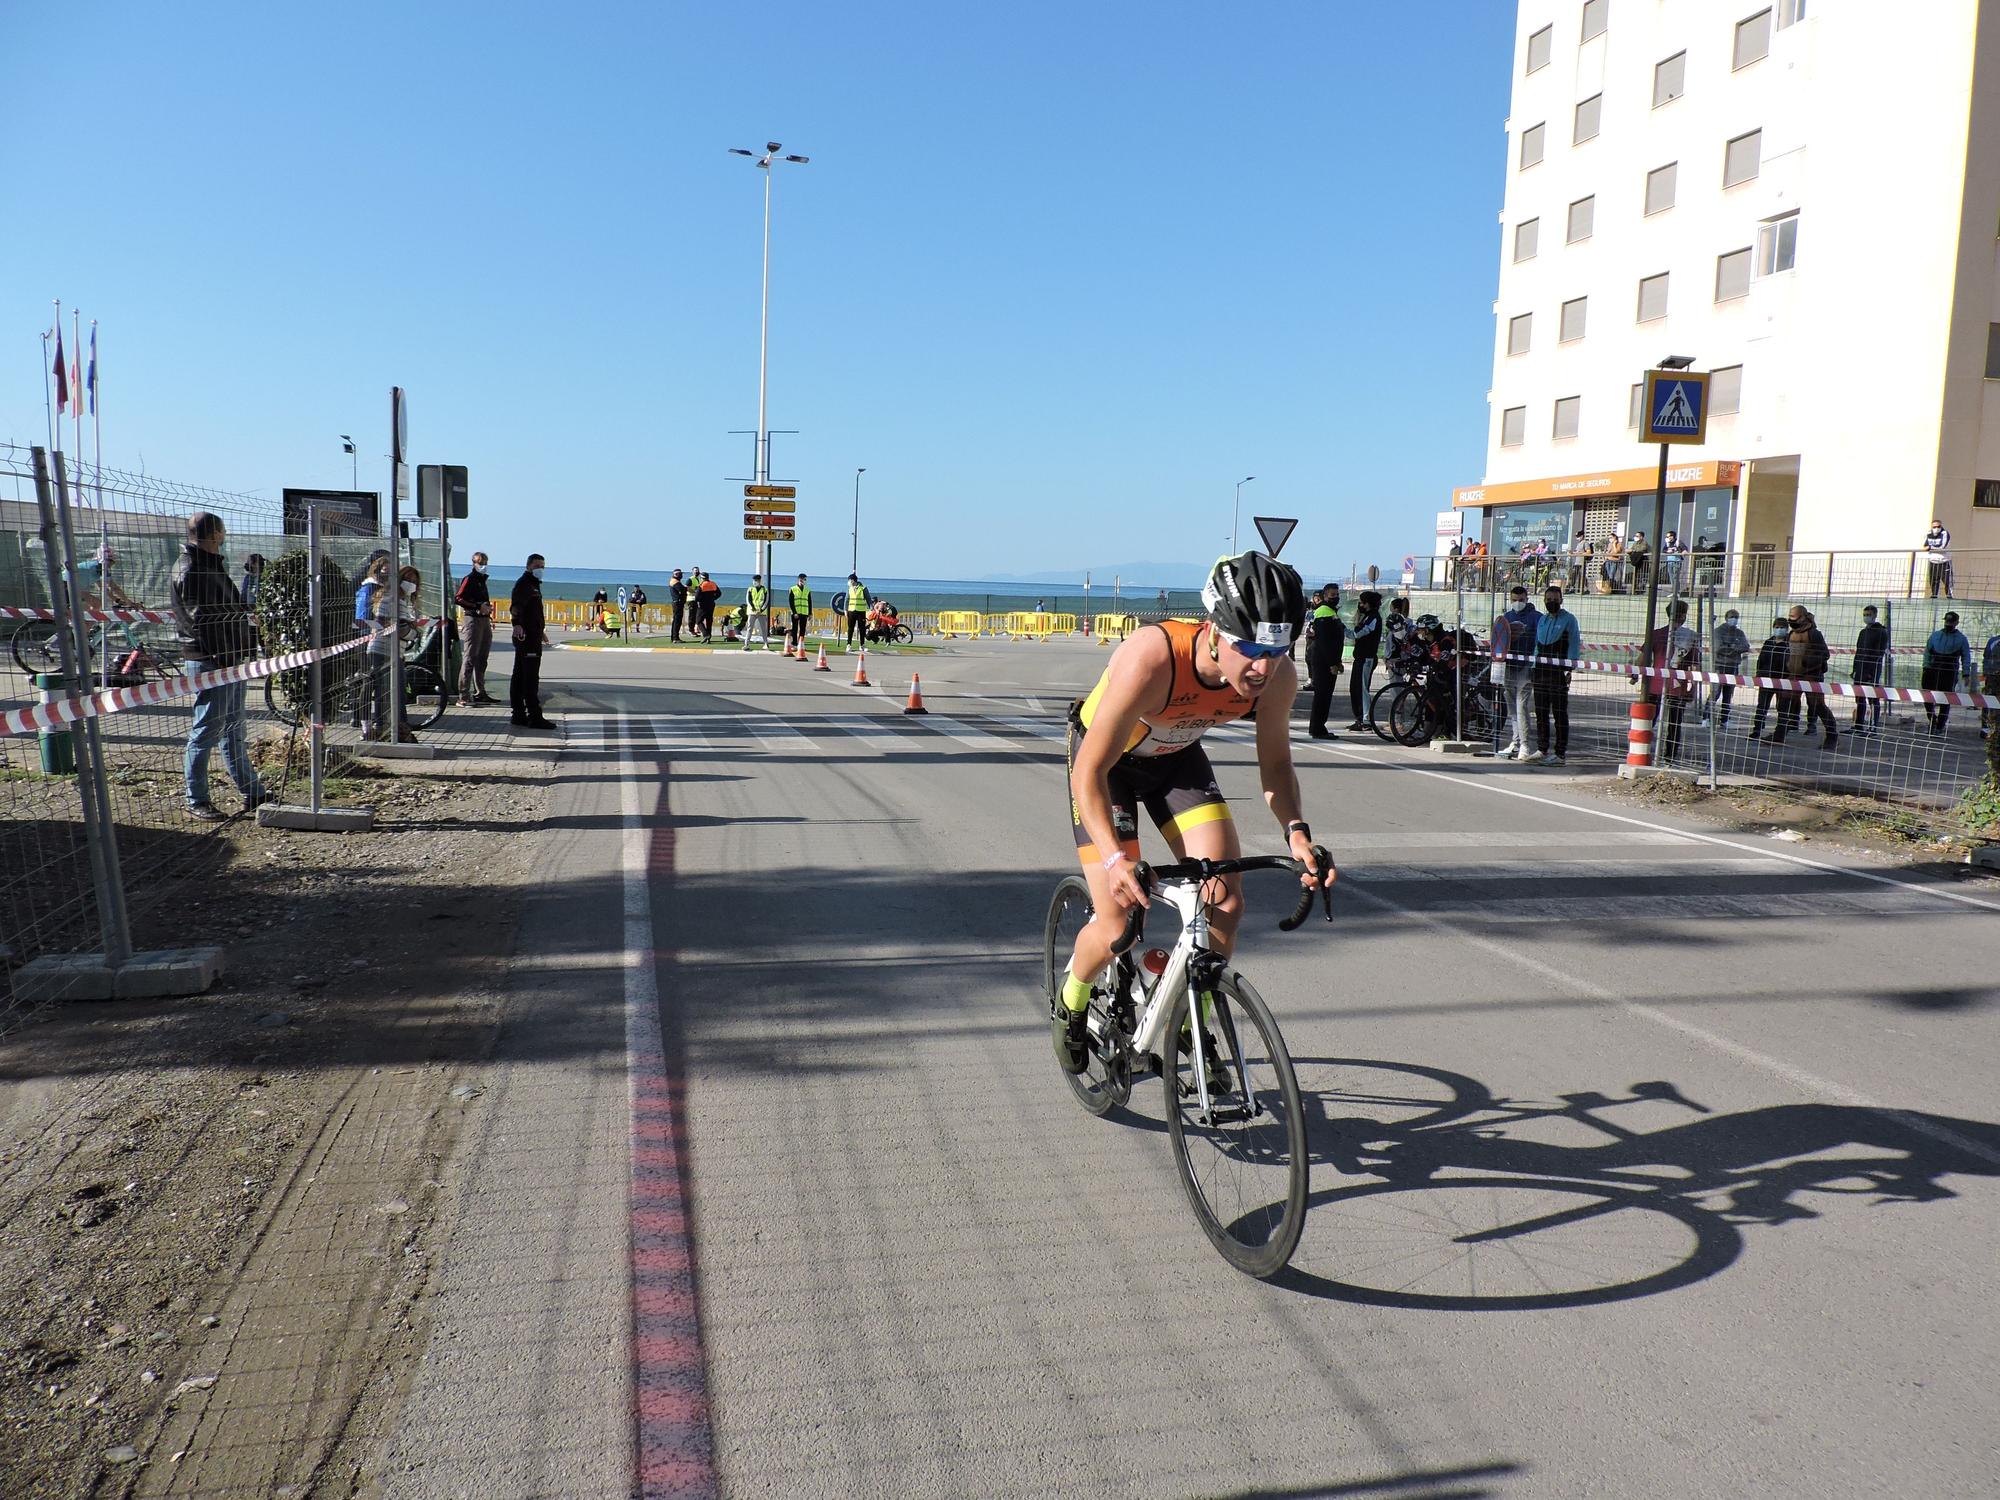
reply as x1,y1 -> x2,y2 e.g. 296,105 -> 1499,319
1252,657 -> 1319,881
1070,629 -> 1171,912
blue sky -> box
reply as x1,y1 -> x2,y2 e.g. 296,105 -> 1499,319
3,0 -> 1514,584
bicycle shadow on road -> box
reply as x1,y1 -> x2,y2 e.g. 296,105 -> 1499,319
1273,1056 -> 2000,1311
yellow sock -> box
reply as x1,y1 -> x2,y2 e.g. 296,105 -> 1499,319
1061,970 -> 1093,1013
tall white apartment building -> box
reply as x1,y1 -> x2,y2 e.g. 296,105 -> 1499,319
1453,0 -> 2000,580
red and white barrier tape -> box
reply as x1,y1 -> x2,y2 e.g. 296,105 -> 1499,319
1,603 -> 177,625
1475,648 -> 2000,709
1,635 -> 375,739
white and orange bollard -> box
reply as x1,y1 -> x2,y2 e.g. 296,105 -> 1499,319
1617,700 -> 1656,779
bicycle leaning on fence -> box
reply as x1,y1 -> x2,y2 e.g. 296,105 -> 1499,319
1042,850 -> 1335,1277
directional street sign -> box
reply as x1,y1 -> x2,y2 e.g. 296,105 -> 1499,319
743,497 -> 796,514
745,512 -> 804,526
744,484 -> 797,499
744,526 -> 797,542
1253,516 -> 1298,558
1642,369 -> 1709,445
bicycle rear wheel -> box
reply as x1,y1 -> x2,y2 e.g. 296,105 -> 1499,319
10,622 -> 63,677
405,665 -> 449,730
1162,971 -> 1308,1278
1367,681 -> 1400,741
1042,876 -> 1130,1116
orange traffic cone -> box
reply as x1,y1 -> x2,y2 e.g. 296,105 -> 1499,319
852,648 -> 872,687
799,639 -> 813,663
782,640 -> 795,658
903,673 -> 929,715
814,644 -> 831,672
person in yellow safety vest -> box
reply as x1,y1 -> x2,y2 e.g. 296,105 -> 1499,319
787,574 -> 812,654
844,573 -> 870,647
742,574 -> 771,650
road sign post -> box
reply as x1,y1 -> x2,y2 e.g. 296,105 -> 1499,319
1638,368 -> 1710,763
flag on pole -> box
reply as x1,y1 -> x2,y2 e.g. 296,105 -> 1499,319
87,325 -> 97,415
52,326 -> 68,414
70,338 -> 82,415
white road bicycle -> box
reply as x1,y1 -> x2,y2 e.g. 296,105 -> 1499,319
1042,851 -> 1334,1278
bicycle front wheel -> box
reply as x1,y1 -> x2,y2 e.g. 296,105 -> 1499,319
1042,876 -> 1130,1116
1163,971 -> 1308,1278
1389,685 -> 1436,746
1367,681 -> 1400,742
405,665 -> 449,729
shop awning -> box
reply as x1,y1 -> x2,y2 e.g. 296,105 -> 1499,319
1453,459 -> 1740,509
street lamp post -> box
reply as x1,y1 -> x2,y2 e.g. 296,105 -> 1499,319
340,434 -> 356,490
851,467 -> 865,574
729,141 -> 811,587
1231,475 -> 1256,554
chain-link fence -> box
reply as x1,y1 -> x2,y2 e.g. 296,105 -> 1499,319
1,443 -> 457,1026
1364,563 -> 2000,821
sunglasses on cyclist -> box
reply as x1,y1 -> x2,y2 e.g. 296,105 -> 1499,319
1224,636 -> 1290,661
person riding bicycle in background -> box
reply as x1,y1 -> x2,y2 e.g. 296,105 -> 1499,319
77,544 -> 147,664
1055,551 -> 1325,1072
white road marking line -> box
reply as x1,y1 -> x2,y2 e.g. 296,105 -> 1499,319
747,719 -> 822,754
1327,830 -> 1697,850
923,714 -> 1024,752
1307,739 -> 2000,915
986,716 -> 1067,743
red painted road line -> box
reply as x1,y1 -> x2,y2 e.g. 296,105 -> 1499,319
621,734 -> 720,1500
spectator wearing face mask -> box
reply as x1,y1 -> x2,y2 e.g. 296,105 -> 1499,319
1491,584 -> 1538,761
1923,610 -> 1974,734
1747,618 -> 1793,742
456,549 -> 496,706
1774,605 -> 1837,750
1851,605 -> 1888,733
370,564 -> 424,743
1303,584 -> 1345,739
1923,520 -> 1953,598
510,553 -> 554,729
1706,609 -> 1750,727
1345,591 -> 1382,729
171,510 -> 268,820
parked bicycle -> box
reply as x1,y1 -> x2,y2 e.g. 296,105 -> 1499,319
10,618 -> 181,685
262,619 -> 455,732
1042,851 -> 1334,1277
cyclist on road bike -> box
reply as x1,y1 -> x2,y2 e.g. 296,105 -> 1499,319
1055,551 -> 1325,1072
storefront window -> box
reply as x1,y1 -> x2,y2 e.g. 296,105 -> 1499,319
1687,487 -> 1734,585
1490,502 -> 1574,562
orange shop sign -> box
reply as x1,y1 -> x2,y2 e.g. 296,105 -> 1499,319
1454,460 -> 1740,509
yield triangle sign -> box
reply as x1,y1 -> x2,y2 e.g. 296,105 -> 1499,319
1253,516 -> 1298,558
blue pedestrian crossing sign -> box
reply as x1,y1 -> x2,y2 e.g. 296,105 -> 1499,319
1641,368 -> 1709,445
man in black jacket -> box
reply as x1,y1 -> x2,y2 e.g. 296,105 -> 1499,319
456,550 -> 496,706
1304,584 -> 1346,738
171,511 -> 267,820
1851,605 -> 1888,733
667,569 -> 689,642
509,553 -> 554,729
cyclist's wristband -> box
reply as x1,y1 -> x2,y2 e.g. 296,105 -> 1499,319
1099,849 -> 1127,873
1285,820 -> 1312,841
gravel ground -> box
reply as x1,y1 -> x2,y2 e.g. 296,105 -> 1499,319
0,751 -> 550,1497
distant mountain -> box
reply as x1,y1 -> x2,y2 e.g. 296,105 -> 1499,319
977,561 -> 1209,588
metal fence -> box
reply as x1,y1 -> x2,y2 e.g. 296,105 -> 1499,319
1405,546 -> 2000,604
0,444 -> 454,1025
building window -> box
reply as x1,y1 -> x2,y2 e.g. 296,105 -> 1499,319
1581,0 -> 1608,42
1628,383 -> 1644,428
1724,129 -> 1762,187
1985,324 -> 2000,378
1645,162 -> 1677,215
1637,272 -> 1670,323
1574,94 -> 1602,145
1654,52 -> 1686,107
1567,195 -> 1595,243
1560,296 -> 1588,342
1514,218 -> 1540,262
1527,23 -> 1553,72
1553,395 -> 1582,439
1521,122 -> 1546,169
1757,210 -> 1799,274
1976,478 -> 2000,509
1710,364 -> 1743,414
1501,406 -> 1527,446
1734,9 -> 1773,69
1777,0 -> 1807,26
1508,313 -> 1533,356
1715,246 -> 1753,301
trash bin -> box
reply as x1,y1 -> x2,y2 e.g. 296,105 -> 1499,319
32,672 -> 75,775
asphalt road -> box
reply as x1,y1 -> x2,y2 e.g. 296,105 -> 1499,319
373,635 -> 2000,1500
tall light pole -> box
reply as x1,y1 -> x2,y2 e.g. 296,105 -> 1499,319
851,467 -> 865,574
1231,475 -> 1256,554
729,140 -> 811,585
340,434 -> 357,490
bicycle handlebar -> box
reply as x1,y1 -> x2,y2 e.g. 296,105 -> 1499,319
1107,848 -> 1336,955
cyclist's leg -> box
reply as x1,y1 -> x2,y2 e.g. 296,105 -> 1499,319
1064,725 -> 1141,1004
1146,746 -> 1243,958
